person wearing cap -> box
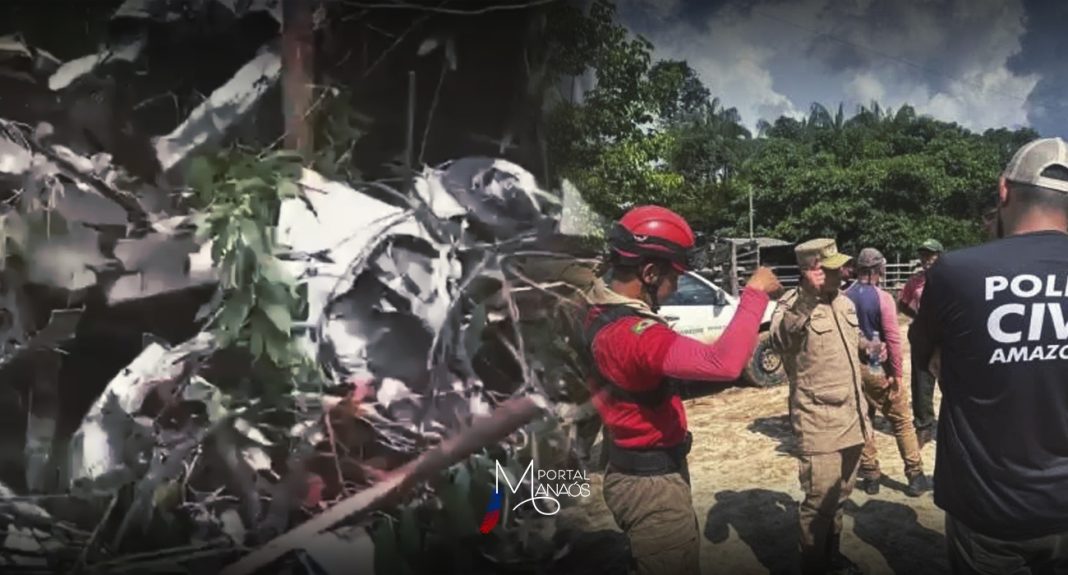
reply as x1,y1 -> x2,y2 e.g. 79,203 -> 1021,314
898,238 -> 944,446
845,248 -> 931,497
582,205 -> 781,575
910,137 -> 1068,574
771,238 -> 871,575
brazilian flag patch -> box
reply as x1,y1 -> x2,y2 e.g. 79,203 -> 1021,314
631,319 -> 657,335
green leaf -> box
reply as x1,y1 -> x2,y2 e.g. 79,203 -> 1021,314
259,301 -> 292,334
278,179 -> 299,199
438,466 -> 478,537
239,218 -> 267,256
187,156 -> 215,198
216,289 -> 253,338
264,328 -> 291,367
261,150 -> 305,163
234,177 -> 267,194
256,259 -> 290,287
372,517 -> 411,575
398,506 -> 422,559
249,329 -> 265,360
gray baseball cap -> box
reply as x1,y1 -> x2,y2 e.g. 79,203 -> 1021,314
856,247 -> 886,269
1003,137 -> 1068,193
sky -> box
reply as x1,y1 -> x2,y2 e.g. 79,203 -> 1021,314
615,0 -> 1067,138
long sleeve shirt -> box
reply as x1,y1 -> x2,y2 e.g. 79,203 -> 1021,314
770,289 -> 871,454
898,271 -> 926,315
585,280 -> 769,449
845,282 -> 904,377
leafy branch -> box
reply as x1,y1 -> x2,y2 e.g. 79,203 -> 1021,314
187,149 -> 311,378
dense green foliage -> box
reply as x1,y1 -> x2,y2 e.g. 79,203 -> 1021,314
187,149 -> 317,386
544,1 -> 1039,258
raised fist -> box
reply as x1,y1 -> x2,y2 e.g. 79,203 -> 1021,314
746,266 -> 782,294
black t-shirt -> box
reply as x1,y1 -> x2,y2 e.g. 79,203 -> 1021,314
911,231 -> 1068,540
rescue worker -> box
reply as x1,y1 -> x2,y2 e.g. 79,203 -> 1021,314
582,205 -> 780,575
898,238 -> 943,446
771,238 -> 871,575
845,248 -> 931,497
910,137 -> 1068,573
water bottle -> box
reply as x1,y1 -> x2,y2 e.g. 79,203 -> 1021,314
867,330 -> 884,376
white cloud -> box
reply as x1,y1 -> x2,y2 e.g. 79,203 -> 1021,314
913,66 -> 1038,129
619,0 -> 1040,132
629,1 -> 816,130
845,72 -> 886,104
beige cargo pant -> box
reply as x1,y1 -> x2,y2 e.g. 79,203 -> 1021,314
603,465 -> 701,575
859,369 -> 924,480
798,445 -> 863,575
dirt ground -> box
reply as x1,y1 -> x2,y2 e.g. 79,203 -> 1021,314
564,315 -> 948,575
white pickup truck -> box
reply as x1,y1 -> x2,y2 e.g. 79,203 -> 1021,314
660,272 -> 786,387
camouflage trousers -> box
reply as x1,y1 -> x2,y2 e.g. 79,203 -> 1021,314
603,465 -> 701,575
860,369 -> 925,480
798,445 -> 863,575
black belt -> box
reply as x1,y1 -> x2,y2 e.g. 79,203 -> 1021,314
606,432 -> 692,476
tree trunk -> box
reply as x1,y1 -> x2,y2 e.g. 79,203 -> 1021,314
282,0 -> 316,157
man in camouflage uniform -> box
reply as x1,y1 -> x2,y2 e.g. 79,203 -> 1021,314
771,238 -> 872,575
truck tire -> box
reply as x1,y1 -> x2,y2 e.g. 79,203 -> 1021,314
744,331 -> 786,388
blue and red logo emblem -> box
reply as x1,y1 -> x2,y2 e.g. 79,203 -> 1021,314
478,488 -> 503,534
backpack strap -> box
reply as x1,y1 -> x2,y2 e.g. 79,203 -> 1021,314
582,305 -> 679,407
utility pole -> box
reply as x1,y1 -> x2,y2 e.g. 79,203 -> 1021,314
282,0 -> 316,157
748,183 -> 754,240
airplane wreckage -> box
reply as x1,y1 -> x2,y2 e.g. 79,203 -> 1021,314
0,1 -> 626,573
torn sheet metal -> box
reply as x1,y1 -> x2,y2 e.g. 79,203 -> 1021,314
2,118 -> 146,226
276,168 -> 421,364
1,118 -> 219,304
0,137 -> 32,176
107,234 -> 216,304
0,34 -> 60,79
48,37 -> 145,91
50,0 -> 282,91
300,525 -> 376,575
154,41 -> 282,173
114,0 -> 282,24
435,156 -> 556,239
275,160 -> 556,455
0,307 -> 84,374
67,331 -> 216,494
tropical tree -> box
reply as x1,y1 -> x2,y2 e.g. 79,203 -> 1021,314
544,1 -> 752,230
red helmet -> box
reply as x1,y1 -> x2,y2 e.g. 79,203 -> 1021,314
609,205 -> 696,272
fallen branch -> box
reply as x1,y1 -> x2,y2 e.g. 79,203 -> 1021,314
35,145 -> 150,230
85,540 -> 236,574
71,494 -> 119,575
219,395 -> 546,575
